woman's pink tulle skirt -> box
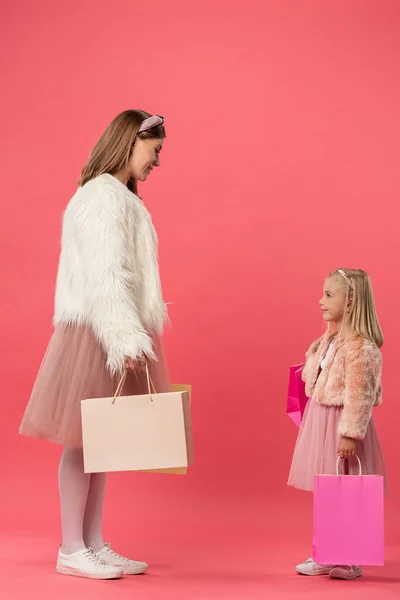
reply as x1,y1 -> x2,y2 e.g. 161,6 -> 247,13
288,397 -> 388,492
19,325 -> 170,448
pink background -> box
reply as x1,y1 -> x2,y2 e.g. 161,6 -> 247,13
1,1 -> 400,597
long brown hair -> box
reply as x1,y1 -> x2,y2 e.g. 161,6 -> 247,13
328,268 -> 384,348
79,109 -> 166,195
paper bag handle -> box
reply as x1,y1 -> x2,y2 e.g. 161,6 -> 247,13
112,363 -> 156,405
336,455 -> 362,476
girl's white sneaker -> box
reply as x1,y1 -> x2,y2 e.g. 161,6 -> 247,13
56,547 -> 123,579
329,565 -> 362,580
296,557 -> 336,576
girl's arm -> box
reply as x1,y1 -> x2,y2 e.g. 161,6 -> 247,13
338,341 -> 382,440
302,337 -> 323,396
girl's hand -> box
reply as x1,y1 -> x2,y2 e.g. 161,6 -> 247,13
338,436 -> 357,459
124,357 -> 147,373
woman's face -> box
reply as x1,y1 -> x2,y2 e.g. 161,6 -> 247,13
128,137 -> 164,182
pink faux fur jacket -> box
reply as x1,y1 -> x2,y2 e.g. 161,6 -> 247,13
302,332 -> 382,440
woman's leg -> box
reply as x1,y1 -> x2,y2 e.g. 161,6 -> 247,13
58,447 -> 91,554
83,473 -> 107,551
82,474 -> 149,575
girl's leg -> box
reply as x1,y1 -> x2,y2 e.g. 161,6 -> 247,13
58,447 -> 91,554
83,473 -> 107,551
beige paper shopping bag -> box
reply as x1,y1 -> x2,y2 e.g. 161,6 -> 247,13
81,370 -> 194,474
143,383 -> 192,475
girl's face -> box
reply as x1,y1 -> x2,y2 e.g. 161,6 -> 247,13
128,137 -> 164,182
320,277 -> 348,324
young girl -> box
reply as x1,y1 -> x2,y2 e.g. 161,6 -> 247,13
19,110 -> 170,579
288,268 -> 387,581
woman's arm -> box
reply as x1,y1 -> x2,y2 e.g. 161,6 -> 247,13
80,186 -> 155,375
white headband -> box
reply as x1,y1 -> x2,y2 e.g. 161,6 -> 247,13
338,269 -> 353,288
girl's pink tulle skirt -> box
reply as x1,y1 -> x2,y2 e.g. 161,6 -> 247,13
288,397 -> 388,492
19,325 -> 170,448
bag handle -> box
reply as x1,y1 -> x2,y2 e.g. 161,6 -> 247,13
112,364 -> 156,405
336,455 -> 362,476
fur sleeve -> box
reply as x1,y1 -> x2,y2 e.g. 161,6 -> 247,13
338,341 -> 382,440
301,337 -> 323,387
79,184 -> 155,375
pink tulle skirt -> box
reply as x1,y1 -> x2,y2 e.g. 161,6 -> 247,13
288,397 -> 388,492
19,325 -> 170,448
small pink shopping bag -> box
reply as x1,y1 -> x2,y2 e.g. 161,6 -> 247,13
313,457 -> 384,566
287,364 -> 308,427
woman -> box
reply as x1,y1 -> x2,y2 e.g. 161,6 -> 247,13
20,110 -> 170,579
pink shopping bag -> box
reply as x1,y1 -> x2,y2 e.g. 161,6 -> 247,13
287,364 -> 308,427
313,456 -> 384,566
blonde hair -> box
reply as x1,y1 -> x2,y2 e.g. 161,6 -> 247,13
79,109 -> 166,195
327,269 -> 384,348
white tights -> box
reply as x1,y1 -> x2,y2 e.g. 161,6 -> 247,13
58,447 -> 107,554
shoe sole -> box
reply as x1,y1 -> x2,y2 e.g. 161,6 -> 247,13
123,566 -> 149,575
296,570 -> 332,576
56,566 -> 123,579
330,572 -> 362,580
296,565 -> 333,576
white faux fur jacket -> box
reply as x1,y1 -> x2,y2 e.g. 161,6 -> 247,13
302,332 -> 382,440
54,173 -> 167,375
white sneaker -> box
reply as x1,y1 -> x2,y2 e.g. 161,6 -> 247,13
56,547 -> 123,579
296,557 -> 336,576
96,543 -> 148,575
330,565 -> 362,580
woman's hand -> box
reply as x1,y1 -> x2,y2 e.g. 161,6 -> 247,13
124,357 -> 147,373
338,436 -> 357,459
